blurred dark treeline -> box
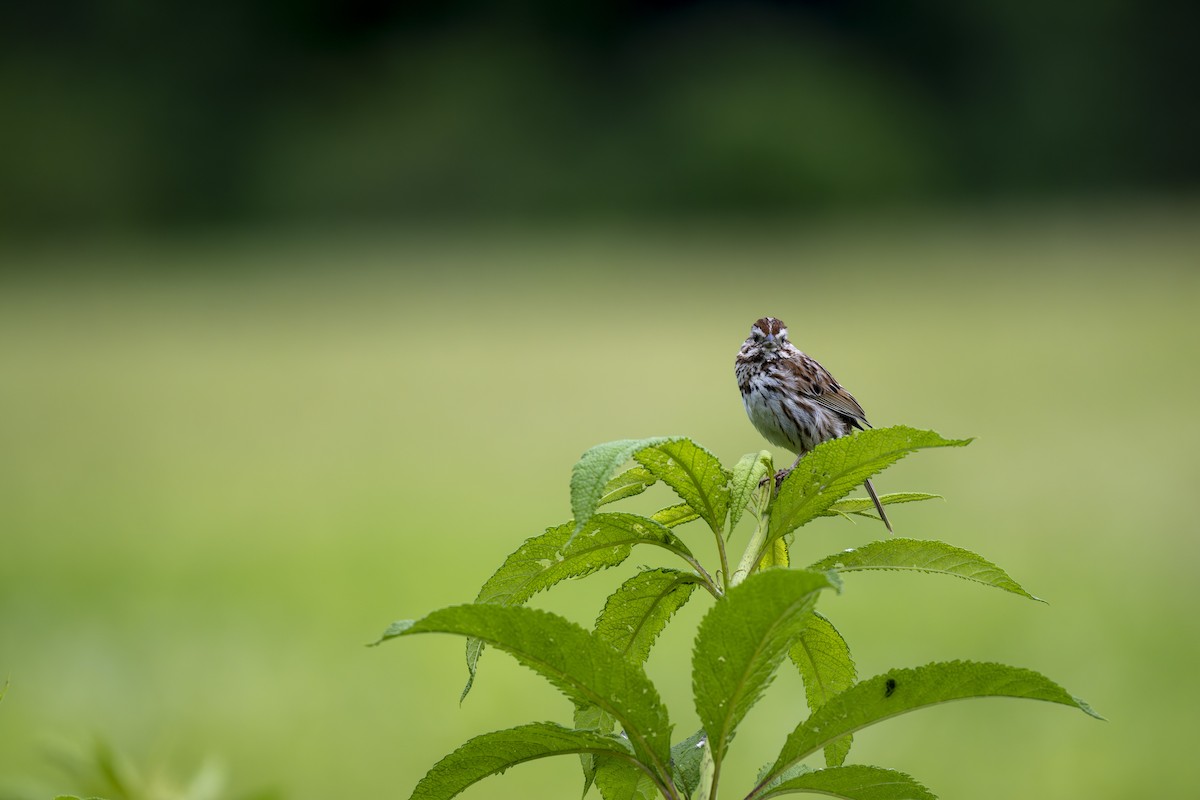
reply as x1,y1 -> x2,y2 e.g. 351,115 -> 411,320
2,0 -> 1197,237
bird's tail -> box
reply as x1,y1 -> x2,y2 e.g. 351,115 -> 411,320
863,478 -> 892,533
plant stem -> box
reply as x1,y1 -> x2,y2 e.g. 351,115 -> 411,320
651,540 -> 722,598
731,490 -> 773,587
712,525 -> 732,595
675,548 -> 723,599
696,490 -> 776,800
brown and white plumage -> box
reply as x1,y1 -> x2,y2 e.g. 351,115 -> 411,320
736,316 -> 892,532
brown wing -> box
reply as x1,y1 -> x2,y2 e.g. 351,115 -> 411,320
813,383 -> 870,429
803,358 -> 871,428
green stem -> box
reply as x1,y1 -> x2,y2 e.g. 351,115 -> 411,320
696,490 -> 775,800
712,524 -> 732,595
657,541 -> 722,599
731,492 -> 773,587
648,766 -> 680,800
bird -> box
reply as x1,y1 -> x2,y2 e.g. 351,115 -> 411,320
735,316 -> 892,532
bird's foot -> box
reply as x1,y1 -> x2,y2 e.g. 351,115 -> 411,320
759,467 -> 794,489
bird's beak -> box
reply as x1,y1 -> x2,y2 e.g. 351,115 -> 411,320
765,333 -> 777,347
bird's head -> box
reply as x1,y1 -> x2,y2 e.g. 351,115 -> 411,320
748,317 -> 789,351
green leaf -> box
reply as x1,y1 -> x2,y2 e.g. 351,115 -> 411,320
599,467 -> 659,508
769,427 -> 971,541
754,760 -> 811,795
757,765 -> 935,800
788,613 -> 856,767
761,661 -> 1102,793
407,722 -> 646,800
757,536 -> 790,570
574,701 -> 617,794
809,539 -> 1041,601
463,512 -> 697,699
575,702 -> 615,736
595,568 -> 701,664
669,730 -> 708,798
381,604 -> 674,774
652,504 -> 702,529
474,514 -> 694,610
692,569 -> 837,767
822,493 -> 942,519
572,438 -> 676,531
635,439 -> 731,535
577,568 -> 698,793
729,450 -> 773,534
595,758 -> 660,800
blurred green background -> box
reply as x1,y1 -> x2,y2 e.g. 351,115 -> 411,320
2,2 -> 1199,799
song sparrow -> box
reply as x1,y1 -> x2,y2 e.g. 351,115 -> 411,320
735,316 -> 892,532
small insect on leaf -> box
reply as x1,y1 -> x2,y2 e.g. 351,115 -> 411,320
884,678 -> 897,698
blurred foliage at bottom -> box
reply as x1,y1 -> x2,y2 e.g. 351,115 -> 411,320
2,737 -> 280,800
